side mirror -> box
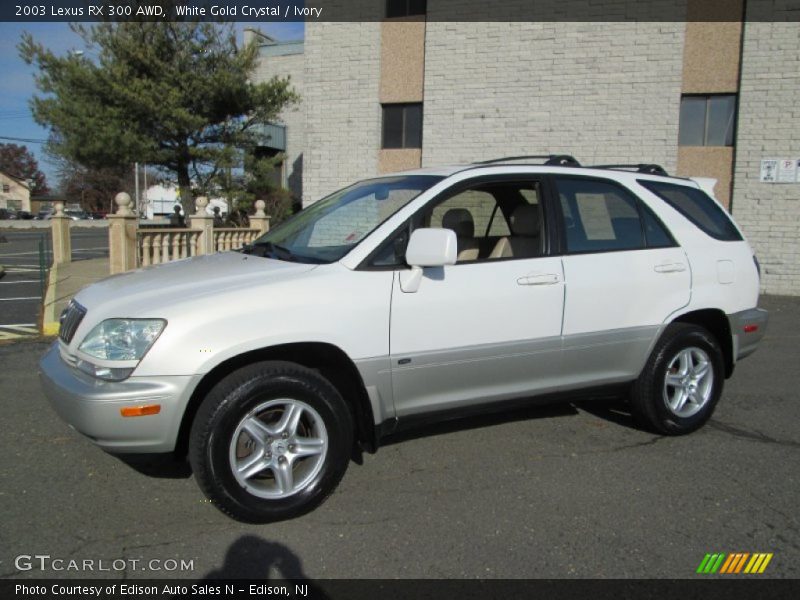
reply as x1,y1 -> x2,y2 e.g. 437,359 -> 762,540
400,228 -> 457,293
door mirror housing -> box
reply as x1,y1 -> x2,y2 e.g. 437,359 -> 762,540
405,228 -> 458,268
400,228 -> 457,293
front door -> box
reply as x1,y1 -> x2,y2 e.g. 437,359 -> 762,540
387,179 -> 566,418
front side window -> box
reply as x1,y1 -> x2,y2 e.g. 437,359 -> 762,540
249,175 -> 442,263
679,94 -> 736,146
556,178 -> 647,253
382,103 -> 423,149
370,180 -> 544,267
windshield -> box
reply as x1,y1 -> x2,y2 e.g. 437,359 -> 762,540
247,175 -> 442,263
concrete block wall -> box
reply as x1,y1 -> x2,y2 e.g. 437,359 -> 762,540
732,19 -> 800,296
303,19 -> 382,206
422,21 -> 686,171
254,50 -> 305,201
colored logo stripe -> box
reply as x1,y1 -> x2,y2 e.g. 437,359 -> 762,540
698,553 -> 773,574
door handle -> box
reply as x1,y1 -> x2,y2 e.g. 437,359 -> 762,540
517,273 -> 561,286
654,262 -> 687,273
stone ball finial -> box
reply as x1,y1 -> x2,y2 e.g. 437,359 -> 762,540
115,192 -> 132,216
54,202 -> 65,217
254,200 -> 266,217
195,196 -> 209,214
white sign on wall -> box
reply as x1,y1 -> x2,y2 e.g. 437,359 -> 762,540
760,159 -> 777,182
761,158 -> 800,183
777,159 -> 797,183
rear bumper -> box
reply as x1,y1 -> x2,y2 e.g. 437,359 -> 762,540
730,308 -> 769,362
39,342 -> 200,453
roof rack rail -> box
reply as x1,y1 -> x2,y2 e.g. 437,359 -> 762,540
474,154 -> 581,167
592,164 -> 669,176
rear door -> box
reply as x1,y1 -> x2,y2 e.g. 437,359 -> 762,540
554,176 -> 691,386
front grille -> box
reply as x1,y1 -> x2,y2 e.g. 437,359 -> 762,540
59,300 -> 87,344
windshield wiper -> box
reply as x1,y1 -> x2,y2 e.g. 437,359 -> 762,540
247,241 -> 325,264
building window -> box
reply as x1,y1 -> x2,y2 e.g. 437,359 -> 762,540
386,0 -> 427,18
679,94 -> 736,146
382,103 -> 423,149
2,184 -> 10,193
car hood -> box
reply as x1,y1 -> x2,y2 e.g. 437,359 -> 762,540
74,252 -> 318,318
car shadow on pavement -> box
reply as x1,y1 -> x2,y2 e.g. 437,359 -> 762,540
573,396 -> 641,431
380,401 -> 580,447
113,453 -> 192,479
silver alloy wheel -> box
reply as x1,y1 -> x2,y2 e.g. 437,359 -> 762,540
228,398 -> 328,499
663,346 -> 714,418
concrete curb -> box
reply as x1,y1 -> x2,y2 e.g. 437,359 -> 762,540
41,261 -> 60,337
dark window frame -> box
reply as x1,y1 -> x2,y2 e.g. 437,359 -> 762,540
381,103 -> 423,149
678,93 -> 737,147
386,0 -> 427,18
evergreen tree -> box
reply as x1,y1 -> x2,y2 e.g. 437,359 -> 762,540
20,15 -> 298,214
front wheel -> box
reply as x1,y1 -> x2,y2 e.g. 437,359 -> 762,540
189,361 -> 353,522
630,323 -> 724,435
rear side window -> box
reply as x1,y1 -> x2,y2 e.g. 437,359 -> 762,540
639,180 -> 742,241
555,178 -> 645,253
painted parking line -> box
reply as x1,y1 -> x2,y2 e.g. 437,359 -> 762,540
0,324 -> 39,340
0,280 -> 40,284
0,297 -> 40,301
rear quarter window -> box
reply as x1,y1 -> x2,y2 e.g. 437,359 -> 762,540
638,180 -> 743,241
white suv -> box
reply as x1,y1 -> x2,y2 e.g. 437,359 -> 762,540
40,156 -> 767,522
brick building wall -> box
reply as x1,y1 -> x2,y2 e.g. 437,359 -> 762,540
303,20 -> 382,205
422,21 -> 685,170
732,18 -> 800,295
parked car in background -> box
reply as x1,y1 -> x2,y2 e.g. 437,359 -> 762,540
64,209 -> 89,220
15,210 -> 35,220
0,208 -> 12,220
36,209 -> 53,220
40,156 -> 768,523
89,211 -> 108,220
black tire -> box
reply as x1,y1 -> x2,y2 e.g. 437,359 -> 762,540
189,361 -> 353,523
630,323 -> 724,435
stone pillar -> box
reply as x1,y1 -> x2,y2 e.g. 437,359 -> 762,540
108,192 -> 138,274
190,196 -> 215,255
249,200 -> 271,236
50,202 -> 72,264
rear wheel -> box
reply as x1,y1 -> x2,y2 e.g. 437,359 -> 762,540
630,323 -> 724,435
189,361 -> 353,522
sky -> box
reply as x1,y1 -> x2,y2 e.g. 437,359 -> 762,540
0,21 -> 304,189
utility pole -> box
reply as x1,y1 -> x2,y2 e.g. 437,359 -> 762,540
142,163 -> 148,220
134,162 -> 139,215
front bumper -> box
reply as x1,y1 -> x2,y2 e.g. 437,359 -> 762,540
730,307 -> 769,362
39,343 -> 201,453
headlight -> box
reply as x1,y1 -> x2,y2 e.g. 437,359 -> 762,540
79,319 -> 166,361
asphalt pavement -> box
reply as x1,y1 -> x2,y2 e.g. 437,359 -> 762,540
0,295 -> 798,580
0,227 -> 108,339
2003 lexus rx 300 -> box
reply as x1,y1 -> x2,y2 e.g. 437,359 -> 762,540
40,157 -> 767,522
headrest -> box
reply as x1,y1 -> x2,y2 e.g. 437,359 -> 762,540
510,205 -> 541,236
442,208 -> 475,238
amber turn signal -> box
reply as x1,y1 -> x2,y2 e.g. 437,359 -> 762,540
120,404 -> 161,417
